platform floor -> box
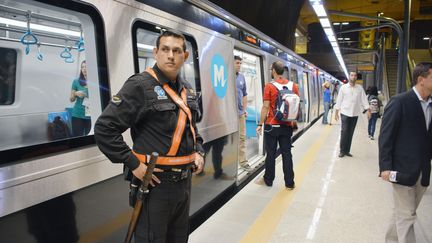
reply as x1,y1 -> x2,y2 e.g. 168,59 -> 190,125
189,114 -> 432,243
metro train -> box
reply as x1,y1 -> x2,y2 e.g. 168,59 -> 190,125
0,0 -> 339,241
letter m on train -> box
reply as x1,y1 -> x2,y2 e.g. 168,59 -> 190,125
213,64 -> 226,88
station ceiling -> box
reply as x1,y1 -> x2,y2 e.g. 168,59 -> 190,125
300,0 -> 432,29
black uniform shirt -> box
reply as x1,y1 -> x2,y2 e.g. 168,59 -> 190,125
94,65 -> 204,171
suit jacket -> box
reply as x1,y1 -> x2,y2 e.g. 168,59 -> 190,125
379,90 -> 432,186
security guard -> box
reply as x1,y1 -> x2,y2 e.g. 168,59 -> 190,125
94,30 -> 205,243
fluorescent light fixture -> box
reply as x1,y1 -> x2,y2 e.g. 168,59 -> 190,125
319,18 -> 331,28
0,17 -> 80,37
323,28 -> 333,36
338,37 -> 344,40
328,35 -> 336,42
342,22 -> 349,25
331,41 -> 338,47
344,38 -> 351,41
137,43 -> 154,50
312,3 -> 327,17
295,32 -> 299,37
333,22 -> 340,25
423,37 -> 430,40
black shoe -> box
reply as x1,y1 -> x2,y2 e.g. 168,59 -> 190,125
285,183 -> 295,190
263,178 -> 273,187
338,152 -> 345,158
345,153 -> 353,157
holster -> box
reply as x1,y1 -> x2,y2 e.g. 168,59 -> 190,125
128,176 -> 142,207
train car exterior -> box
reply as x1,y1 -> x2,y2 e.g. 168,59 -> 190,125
0,0 -> 339,241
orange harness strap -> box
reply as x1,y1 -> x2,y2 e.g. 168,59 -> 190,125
133,151 -> 196,166
145,68 -> 196,157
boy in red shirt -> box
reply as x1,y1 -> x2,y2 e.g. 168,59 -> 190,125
256,61 -> 299,189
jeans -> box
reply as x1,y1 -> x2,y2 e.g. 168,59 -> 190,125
368,113 -> 379,137
322,102 -> 330,124
263,125 -> 294,187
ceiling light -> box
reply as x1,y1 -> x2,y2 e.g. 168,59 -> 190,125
137,43 -> 154,50
0,17 -> 80,37
319,18 -> 331,28
333,22 -> 340,25
327,35 -> 336,42
312,4 -> 327,17
342,22 -> 349,25
423,37 -> 430,40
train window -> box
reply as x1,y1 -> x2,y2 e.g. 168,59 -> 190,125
0,0 -> 109,163
290,68 -> 298,84
132,22 -> 203,121
0,47 -> 17,105
132,22 -> 200,92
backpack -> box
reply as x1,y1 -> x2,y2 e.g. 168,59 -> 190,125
271,81 -> 301,122
368,95 -> 380,113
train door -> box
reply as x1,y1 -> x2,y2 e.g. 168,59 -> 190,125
291,68 -> 306,128
302,71 -> 310,123
233,49 -> 264,174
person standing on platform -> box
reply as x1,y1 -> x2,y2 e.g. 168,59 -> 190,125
334,71 -> 370,157
322,81 -> 331,124
94,30 -> 205,243
379,62 -> 432,243
367,86 -> 381,140
256,61 -> 299,189
235,55 -> 251,172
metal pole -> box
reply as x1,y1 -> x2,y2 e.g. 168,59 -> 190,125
336,24 -> 393,35
328,10 -> 405,95
399,0 -> 411,93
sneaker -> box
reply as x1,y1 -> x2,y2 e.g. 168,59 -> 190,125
241,164 -> 254,172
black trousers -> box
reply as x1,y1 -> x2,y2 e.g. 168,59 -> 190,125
71,117 -> 91,137
340,114 -> 358,154
203,136 -> 226,178
263,125 -> 295,187
135,174 -> 191,243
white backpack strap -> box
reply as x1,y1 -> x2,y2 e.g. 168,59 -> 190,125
270,81 -> 283,90
287,81 -> 294,90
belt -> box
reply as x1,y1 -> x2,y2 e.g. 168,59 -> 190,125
154,169 -> 190,182
132,151 -> 196,166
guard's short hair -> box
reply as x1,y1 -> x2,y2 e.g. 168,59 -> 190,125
234,55 -> 242,61
271,61 -> 285,75
412,62 -> 432,85
156,30 -> 187,51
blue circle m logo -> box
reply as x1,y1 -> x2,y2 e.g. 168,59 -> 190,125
210,54 -> 228,98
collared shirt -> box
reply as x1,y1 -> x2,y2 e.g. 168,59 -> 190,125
334,83 -> 369,117
413,86 -> 432,130
236,72 -> 247,115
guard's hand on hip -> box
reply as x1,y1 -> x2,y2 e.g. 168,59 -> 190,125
131,163 -> 162,187
194,153 -> 204,174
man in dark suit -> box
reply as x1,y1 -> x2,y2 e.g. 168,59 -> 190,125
379,62 -> 432,243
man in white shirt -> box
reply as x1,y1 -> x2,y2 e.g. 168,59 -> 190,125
334,72 -> 370,157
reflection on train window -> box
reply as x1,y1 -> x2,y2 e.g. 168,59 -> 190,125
0,0 -> 102,151
135,27 -> 199,91
290,68 -> 298,84
0,47 -> 16,105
